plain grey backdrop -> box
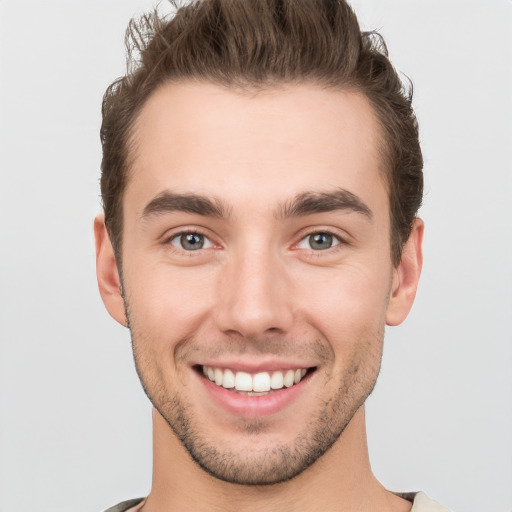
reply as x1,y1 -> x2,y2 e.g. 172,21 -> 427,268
0,1 -> 511,511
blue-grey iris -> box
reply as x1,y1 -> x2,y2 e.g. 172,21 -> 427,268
309,233 -> 333,250
181,233 -> 204,250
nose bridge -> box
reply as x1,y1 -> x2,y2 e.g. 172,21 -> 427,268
216,237 -> 292,337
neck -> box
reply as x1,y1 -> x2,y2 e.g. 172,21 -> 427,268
140,407 -> 411,512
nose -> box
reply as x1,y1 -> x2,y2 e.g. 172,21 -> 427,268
215,246 -> 293,339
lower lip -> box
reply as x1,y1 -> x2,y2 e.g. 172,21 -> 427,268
198,371 -> 313,418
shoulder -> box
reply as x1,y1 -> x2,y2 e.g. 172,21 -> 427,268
396,491 -> 453,512
103,497 -> 145,512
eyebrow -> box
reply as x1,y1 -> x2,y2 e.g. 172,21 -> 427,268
142,191 -> 230,219
141,187 -> 372,222
276,189 -> 373,220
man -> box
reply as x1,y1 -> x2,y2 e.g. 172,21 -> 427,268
94,1 -> 447,510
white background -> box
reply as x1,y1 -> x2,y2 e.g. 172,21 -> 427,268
0,1 -> 511,511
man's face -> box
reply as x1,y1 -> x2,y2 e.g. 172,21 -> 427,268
111,82 -> 401,484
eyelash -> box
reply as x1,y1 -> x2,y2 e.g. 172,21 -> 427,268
162,228 -> 348,256
294,229 -> 347,254
164,229 -> 216,253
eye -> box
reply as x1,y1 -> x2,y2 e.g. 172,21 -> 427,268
170,232 -> 213,251
297,232 -> 341,251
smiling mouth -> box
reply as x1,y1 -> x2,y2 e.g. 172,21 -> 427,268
198,365 -> 315,396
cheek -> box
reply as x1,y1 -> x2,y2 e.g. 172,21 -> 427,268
293,264 -> 391,349
123,262 -> 215,347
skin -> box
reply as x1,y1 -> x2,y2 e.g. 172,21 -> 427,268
95,82 -> 423,512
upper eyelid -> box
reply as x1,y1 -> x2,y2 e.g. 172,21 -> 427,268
295,227 -> 349,243
162,226 -> 215,242
170,231 -> 214,251
160,226 -> 349,248
295,232 -> 341,248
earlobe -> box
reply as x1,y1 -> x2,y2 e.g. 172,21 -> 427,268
94,214 -> 128,327
386,218 -> 424,326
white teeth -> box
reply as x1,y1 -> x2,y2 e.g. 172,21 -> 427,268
253,372 -> 271,392
235,371 -> 253,391
222,369 -> 235,389
270,371 -> 284,390
202,366 -> 309,392
214,368 -> 223,386
284,369 -> 295,388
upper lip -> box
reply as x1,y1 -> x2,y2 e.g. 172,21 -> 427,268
192,359 -> 316,373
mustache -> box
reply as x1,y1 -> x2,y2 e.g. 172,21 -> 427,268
173,334 -> 333,364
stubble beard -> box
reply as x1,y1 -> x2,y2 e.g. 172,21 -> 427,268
125,301 -> 383,486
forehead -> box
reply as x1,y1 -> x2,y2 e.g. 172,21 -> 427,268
126,81 -> 388,219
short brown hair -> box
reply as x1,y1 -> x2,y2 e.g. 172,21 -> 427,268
100,0 -> 423,266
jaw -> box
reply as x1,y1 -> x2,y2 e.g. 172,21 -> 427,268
149,401 -> 376,511
146,353 -> 377,485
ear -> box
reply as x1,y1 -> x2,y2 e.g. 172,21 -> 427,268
386,218 -> 424,326
94,214 -> 128,327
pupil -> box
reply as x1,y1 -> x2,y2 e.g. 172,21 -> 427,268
182,233 -> 204,250
310,233 -> 332,250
